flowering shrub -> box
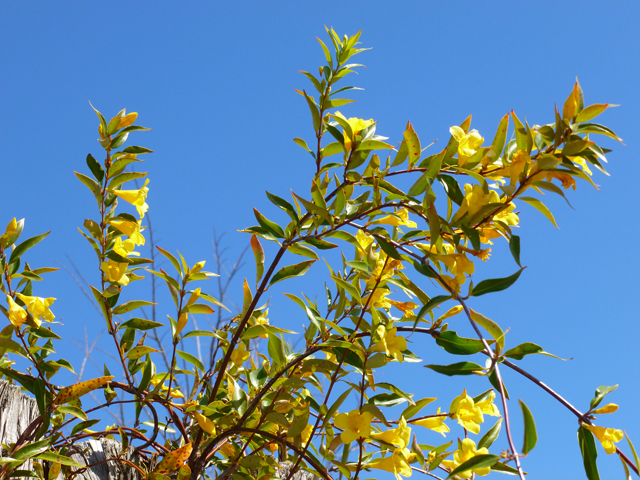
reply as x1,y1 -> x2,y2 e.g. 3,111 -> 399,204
0,28 -> 637,480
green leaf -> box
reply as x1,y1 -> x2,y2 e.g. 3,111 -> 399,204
86,154 -> 104,183
435,330 -> 487,355
126,346 -> 161,360
578,425 -> 601,480
266,191 -> 300,228
424,362 -> 483,376
590,385 -> 618,410
250,235 -> 265,285
575,104 -> 616,124
56,405 -> 87,421
471,268 -> 524,297
519,196 -> 558,227
625,433 -> 639,477
269,260 -> 315,286
176,350 -> 205,373
415,295 -> 450,321
401,397 -> 436,420
112,300 -> 156,315
503,342 -> 569,361
253,208 -> 285,238
156,246 -> 182,276
34,453 -> 83,468
184,303 -> 215,314
509,235 -> 521,267
519,399 -> 537,454
9,231 -> 51,265
375,236 -> 403,260
478,418 -> 503,449
301,90 -> 321,131
118,318 -> 164,331
355,140 -> 394,152
469,310 -> 504,353
108,171 -> 147,190
490,113 -> 510,160
367,392 -> 408,408
74,171 -> 102,205
287,244 -> 319,260
446,454 -> 500,479
331,275 -> 361,304
71,419 -> 101,436
0,338 -> 28,358
294,137 -> 315,158
122,145 -> 153,154
89,101 -> 108,135
403,122 -> 421,169
12,438 -> 55,461
293,193 -> 334,226
182,330 -> 221,339
110,131 -> 129,149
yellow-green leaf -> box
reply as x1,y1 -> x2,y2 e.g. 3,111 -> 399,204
55,376 -> 114,404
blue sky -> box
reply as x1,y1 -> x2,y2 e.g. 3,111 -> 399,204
1,1 -> 639,478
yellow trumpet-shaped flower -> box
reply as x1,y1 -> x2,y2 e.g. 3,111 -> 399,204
454,184 -> 502,222
107,219 -> 145,246
442,438 -> 491,478
371,325 -> 408,363
369,447 -> 415,480
450,126 -> 484,166
333,111 -> 375,152
111,179 -> 150,219
230,343 -> 250,367
14,293 -> 55,327
113,236 -> 139,257
386,298 -> 418,318
449,389 -> 500,435
374,208 -> 417,228
411,408 -> 450,437
6,295 -> 27,327
371,417 -> 412,449
101,259 -> 130,286
334,409 -> 373,443
583,424 -> 624,454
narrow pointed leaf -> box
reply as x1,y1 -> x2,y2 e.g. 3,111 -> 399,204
269,260 -> 315,286
519,399 -> 537,454
471,268 -> 524,297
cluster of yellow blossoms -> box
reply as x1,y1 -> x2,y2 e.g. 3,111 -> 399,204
329,389 -> 501,479
3,219 -> 57,329
101,175 -> 150,286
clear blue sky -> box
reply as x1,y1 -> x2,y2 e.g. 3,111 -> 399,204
1,1 -> 639,478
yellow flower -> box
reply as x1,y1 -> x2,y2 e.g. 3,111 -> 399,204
454,184 -> 502,222
113,236 -> 139,257
230,343 -> 250,367
438,274 -> 460,294
583,424 -> 624,454
591,403 -> 619,415
356,229 -> 374,252
450,126 -> 484,166
101,259 -> 130,286
442,438 -> 491,478
371,325 -> 407,363
369,447 -> 414,480
449,389 -> 500,435
436,253 -> 475,286
371,417 -> 412,448
194,412 -> 216,435
386,298 -> 418,318
107,218 -> 145,246
545,171 -> 576,190
374,208 -> 417,228
334,409 -> 373,443
111,179 -> 150,219
334,111 -> 375,152
14,293 -> 55,326
6,295 -> 27,327
149,379 -> 184,398
412,408 -> 450,437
